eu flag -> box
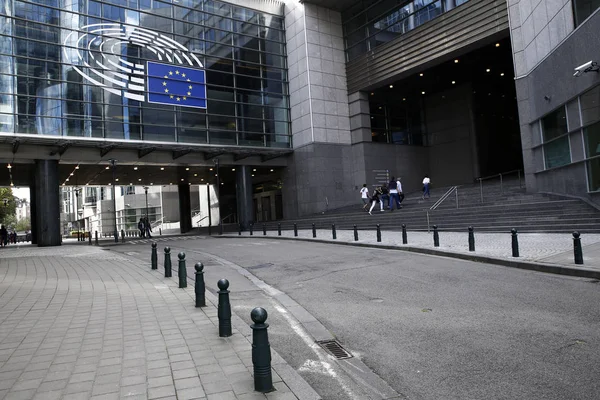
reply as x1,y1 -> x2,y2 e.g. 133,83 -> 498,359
147,61 -> 207,109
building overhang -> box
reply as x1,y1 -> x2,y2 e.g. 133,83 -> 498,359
300,0 -> 346,11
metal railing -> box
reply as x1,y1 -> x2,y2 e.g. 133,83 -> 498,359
426,186 -> 458,232
477,169 -> 523,203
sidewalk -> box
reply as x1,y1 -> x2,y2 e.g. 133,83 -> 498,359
0,245 -> 320,400
224,229 -> 600,278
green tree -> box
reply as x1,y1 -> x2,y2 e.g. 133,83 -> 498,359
15,217 -> 31,232
0,188 -> 16,226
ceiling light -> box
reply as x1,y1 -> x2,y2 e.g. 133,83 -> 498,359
150,183 -> 153,185
66,178 -> 69,182
188,183 -> 191,185
232,168 -> 236,171
421,91 -> 426,95
209,168 -> 213,171
500,73 -> 505,76
129,183 -> 132,185
221,182 -> 224,185
185,167 -> 190,170
402,98 -> 406,101
160,167 -> 164,170
201,178 -> 204,181
454,59 -> 459,63
181,178 -> 184,181
7,164 -> 11,169
378,106 -> 382,110
214,174 -> 217,177
370,92 -> 374,95
270,169 -> 274,172
452,81 -> 456,84
253,168 -> 256,172
169,182 -> 172,185
194,173 -> 198,177
115,178 -> 119,182
486,69 -> 491,72
75,166 -> 80,169
106,166 -> 110,170
419,73 -> 424,77
134,167 -> 138,170
371,116 -> 374,119
108,183 -> 111,186
252,174 -> 255,177
10,182 -> 14,187
62,183 -> 65,186
389,85 -> 393,89
138,178 -> 142,181
495,43 -> 500,47
86,183 -> 89,186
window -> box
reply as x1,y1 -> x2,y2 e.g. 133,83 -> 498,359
573,0 -> 600,27
541,107 -> 571,169
580,85 -> 600,126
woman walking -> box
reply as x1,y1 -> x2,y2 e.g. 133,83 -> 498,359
368,187 -> 384,215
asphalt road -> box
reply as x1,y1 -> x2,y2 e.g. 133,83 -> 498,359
111,237 -> 600,400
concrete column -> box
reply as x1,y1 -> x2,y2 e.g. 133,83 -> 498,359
235,166 -> 253,230
34,160 -> 60,246
178,184 -> 192,233
29,181 -> 37,245
349,91 -> 372,144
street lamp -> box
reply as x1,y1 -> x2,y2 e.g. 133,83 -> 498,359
143,186 -> 149,221
109,159 -> 117,243
75,189 -> 80,241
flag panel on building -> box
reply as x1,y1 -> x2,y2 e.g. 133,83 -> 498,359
147,61 -> 207,109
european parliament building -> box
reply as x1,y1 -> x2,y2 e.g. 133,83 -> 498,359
0,0 -> 599,245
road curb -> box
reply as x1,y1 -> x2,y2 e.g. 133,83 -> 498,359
218,235 -> 600,280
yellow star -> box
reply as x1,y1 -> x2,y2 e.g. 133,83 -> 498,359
186,78 -> 190,82
168,71 -> 173,75
183,97 -> 187,100
164,88 -> 169,93
187,91 -> 191,96
176,97 -> 180,101
175,70 -> 179,75
188,85 -> 192,89
164,75 -> 168,78
162,81 -> 167,86
182,73 -> 186,78
169,95 -> 174,99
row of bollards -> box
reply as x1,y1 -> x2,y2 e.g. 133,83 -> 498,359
241,223 -> 585,265
149,243 -> 273,393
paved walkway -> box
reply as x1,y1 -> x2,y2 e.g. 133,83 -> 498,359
0,245 -> 319,400
228,229 -> 600,271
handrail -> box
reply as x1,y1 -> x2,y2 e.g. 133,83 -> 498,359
427,186 -> 458,232
477,169 -> 523,202
195,216 -> 208,227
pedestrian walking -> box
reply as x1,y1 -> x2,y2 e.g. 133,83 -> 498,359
0,225 -> 7,248
422,174 -> 431,199
368,187 -> 385,215
360,184 -> 370,210
388,176 -> 402,211
138,218 -> 146,238
144,217 -> 152,238
380,184 -> 390,208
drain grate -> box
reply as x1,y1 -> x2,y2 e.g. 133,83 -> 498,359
316,340 -> 353,359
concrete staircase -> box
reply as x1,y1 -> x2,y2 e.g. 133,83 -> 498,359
256,178 -> 600,233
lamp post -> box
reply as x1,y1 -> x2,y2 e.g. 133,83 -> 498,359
143,186 -> 149,220
110,159 -> 118,243
214,158 -> 222,235
75,189 -> 80,241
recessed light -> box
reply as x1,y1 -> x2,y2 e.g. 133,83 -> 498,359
188,183 -> 191,185
160,167 -> 164,170
7,164 -> 11,169
66,178 -> 69,182
421,91 -> 426,95
371,116 -> 374,119
134,167 -> 138,170
105,166 -> 110,170
252,174 -> 255,177
201,178 -> 204,181
194,173 -> 198,177
70,173 -> 74,176
452,81 -> 456,84
62,183 -> 65,186
389,85 -> 393,88
221,182 -> 224,185
232,168 -> 235,171
419,73 -> 424,77
270,169 -> 274,172
500,73 -> 505,76
486,69 -> 491,72
150,183 -> 153,185
185,167 -> 190,170
75,166 -> 79,169
370,92 -> 374,95
115,178 -> 119,182
454,59 -> 459,63
253,169 -> 256,172
86,183 -> 89,186
181,178 -> 184,181
495,43 -> 500,47
138,178 -> 142,181
169,182 -> 172,185
108,183 -> 112,186
129,183 -> 132,185
378,106 -> 382,110
209,168 -> 213,171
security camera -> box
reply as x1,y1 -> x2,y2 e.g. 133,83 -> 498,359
573,61 -> 599,77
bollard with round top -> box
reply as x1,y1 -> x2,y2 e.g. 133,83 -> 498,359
263,224 -> 266,236
238,224 -> 242,236
402,224 -> 408,244
376,224 -> 381,242
151,243 -> 158,269
88,231 -> 92,245
251,307 -> 274,393
294,223 -> 298,237
312,223 -> 316,238
195,263 -> 205,307
511,229 -> 519,257
121,229 -> 125,243
159,227 -> 162,236
353,225 -> 358,241
468,226 -> 475,252
433,225 -> 440,247
250,223 -> 254,236
164,247 -> 172,277
95,230 -> 98,246
277,223 -> 281,236
332,224 -> 336,240
573,231 -> 584,265
217,279 -> 232,337
178,252 -> 187,288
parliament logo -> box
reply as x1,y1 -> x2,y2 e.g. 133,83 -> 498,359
63,24 -> 207,109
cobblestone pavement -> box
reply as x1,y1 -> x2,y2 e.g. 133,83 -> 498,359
231,229 -> 600,269
0,245 -> 318,400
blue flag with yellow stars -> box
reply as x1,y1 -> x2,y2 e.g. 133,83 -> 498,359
147,61 -> 207,109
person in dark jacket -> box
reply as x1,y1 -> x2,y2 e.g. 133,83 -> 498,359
0,225 -> 7,247
368,187 -> 385,215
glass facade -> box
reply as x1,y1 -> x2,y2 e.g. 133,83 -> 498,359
541,106 -> 570,169
343,0 -> 470,61
0,0 -> 290,148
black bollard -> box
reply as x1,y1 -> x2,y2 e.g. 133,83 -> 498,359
238,224 -> 242,236
573,231 -> 584,265
376,224 -> 381,242
468,226 -> 475,252
433,225 -> 439,247
195,263 -> 206,307
293,223 -> 298,237
511,228 -> 519,257
251,307 -> 274,393
402,224 -> 407,244
312,223 -> 316,238
77,230 -> 80,242
151,243 -> 158,269
88,232 -> 92,245
217,279 -> 232,337
178,252 -> 187,288
250,223 -> 254,236
121,229 -> 125,243
332,224 -> 336,240
164,247 -> 172,277
263,224 -> 266,236
95,230 -> 98,246
277,223 -> 281,236
353,225 -> 358,241
159,228 -> 162,236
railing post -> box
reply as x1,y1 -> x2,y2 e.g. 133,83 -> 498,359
353,225 -> 358,241
402,224 -> 407,244
479,179 -> 483,203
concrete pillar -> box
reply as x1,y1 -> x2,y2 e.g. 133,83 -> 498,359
349,91 -> 372,144
236,166 -> 253,230
178,184 -> 192,233
34,160 -> 60,246
29,182 -> 37,245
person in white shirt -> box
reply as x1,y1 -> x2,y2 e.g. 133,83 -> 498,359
388,176 -> 402,211
422,175 -> 431,199
360,184 -> 370,210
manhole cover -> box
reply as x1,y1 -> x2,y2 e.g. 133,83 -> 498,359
316,340 -> 353,359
